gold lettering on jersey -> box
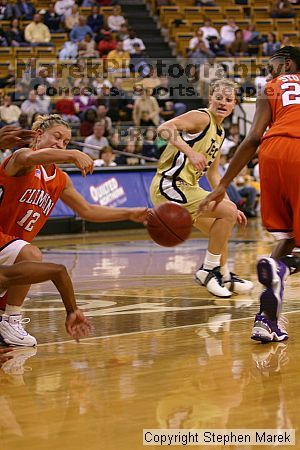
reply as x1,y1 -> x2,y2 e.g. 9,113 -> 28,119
206,139 -> 219,159
19,189 -> 54,216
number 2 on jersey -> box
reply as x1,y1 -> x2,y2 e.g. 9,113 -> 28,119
281,82 -> 300,106
17,209 -> 41,232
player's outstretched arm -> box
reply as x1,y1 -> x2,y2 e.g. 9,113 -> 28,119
199,94 -> 272,212
5,148 -> 94,178
0,261 -> 91,341
61,175 -> 148,224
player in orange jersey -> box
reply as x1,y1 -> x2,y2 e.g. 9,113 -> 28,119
199,46 -> 300,342
0,114 -> 148,346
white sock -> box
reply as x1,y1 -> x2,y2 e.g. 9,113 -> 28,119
221,263 -> 231,281
5,305 -> 22,316
203,251 -> 221,271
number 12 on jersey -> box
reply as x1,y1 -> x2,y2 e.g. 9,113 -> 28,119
17,209 -> 41,232
281,82 -> 300,106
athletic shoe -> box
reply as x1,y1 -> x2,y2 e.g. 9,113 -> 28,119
257,257 -> 289,320
1,347 -> 37,376
252,342 -> 288,376
0,314 -> 37,347
251,313 -> 288,342
223,272 -> 254,294
195,266 -> 231,298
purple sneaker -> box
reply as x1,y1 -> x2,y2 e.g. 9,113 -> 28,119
256,257 -> 289,321
251,313 -> 288,342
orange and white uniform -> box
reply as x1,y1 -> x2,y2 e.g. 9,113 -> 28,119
259,73 -> 300,244
0,156 -> 66,265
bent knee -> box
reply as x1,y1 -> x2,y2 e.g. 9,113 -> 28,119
15,244 -> 43,263
223,201 -> 238,222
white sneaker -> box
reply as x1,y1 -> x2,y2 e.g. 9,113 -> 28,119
0,314 -> 37,347
223,272 -> 254,294
1,348 -> 37,376
195,266 -> 232,298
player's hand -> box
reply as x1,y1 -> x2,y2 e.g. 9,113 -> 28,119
0,126 -> 36,149
128,207 -> 149,224
65,309 -> 92,342
187,150 -> 207,171
0,348 -> 13,367
237,210 -> 247,227
70,150 -> 94,177
198,184 -> 227,213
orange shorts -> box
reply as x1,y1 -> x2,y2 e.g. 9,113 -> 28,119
259,136 -> 300,245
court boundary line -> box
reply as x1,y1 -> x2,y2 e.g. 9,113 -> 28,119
37,309 -> 300,347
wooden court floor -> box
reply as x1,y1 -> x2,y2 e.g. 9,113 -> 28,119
1,220 -> 300,450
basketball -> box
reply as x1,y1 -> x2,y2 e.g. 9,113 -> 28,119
146,203 -> 193,247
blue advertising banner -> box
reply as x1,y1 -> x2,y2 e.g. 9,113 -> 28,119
50,169 -> 211,218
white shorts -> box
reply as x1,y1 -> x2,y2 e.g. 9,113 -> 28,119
0,239 -> 29,296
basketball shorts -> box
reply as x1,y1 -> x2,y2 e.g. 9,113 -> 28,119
150,174 -> 209,223
259,136 -> 300,245
0,231 -> 29,301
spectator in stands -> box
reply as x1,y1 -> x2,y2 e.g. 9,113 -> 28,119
78,33 -> 98,58
189,30 -> 207,52
229,29 -> 248,56
17,112 -> 30,129
111,77 -> 134,121
187,40 -> 215,69
133,88 -> 160,127
54,0 -> 74,18
262,32 -> 280,56
107,40 -> 130,75
6,18 -> 26,46
0,94 -> 21,125
141,127 -> 159,160
281,34 -> 292,46
196,0 -> 216,6
94,146 -> 117,167
14,0 -> 35,20
55,91 -> 79,122
0,65 -> 15,88
0,25 -> 7,46
83,121 -> 109,158
70,16 -> 94,43
153,76 -> 187,117
198,58 -> 226,100
271,0 -> 295,18
0,0 -> 15,20
74,93 -> 96,116
59,40 -> 78,60
107,5 -> 126,32
96,103 -> 112,135
115,141 -> 140,166
220,17 -> 238,47
30,66 -> 52,90
80,108 -> 98,137
36,84 -> 51,114
243,24 -> 260,44
98,31 -> 116,58
159,100 -> 176,121
130,43 -> 149,76
234,167 -> 258,218
208,36 -> 228,57
87,6 -> 104,33
44,3 -> 62,32
24,13 -> 52,46
200,18 -> 220,47
117,23 -> 129,41
65,4 -> 79,30
220,124 -> 241,156
21,90 -> 43,123
123,29 -> 146,56
254,67 -> 268,95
